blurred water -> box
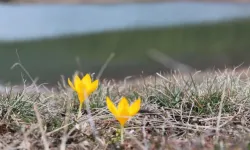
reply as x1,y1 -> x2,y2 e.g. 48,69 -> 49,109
1,2 -> 250,41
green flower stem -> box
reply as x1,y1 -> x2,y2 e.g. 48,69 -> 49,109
77,102 -> 83,119
121,125 -> 124,145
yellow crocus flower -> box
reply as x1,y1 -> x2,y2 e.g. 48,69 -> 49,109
106,96 -> 141,144
68,73 -> 99,118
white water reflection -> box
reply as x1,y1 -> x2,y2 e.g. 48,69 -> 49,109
1,2 -> 250,41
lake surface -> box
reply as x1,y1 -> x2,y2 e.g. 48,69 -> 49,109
1,2 -> 250,85
1,2 -> 250,41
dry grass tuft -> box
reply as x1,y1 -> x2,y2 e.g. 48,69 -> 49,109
1,68 -> 250,149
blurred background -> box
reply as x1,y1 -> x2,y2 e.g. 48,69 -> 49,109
1,0 -> 250,85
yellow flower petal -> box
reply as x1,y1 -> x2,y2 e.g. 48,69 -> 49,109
117,116 -> 129,127
68,78 -> 75,90
89,80 -> 99,93
117,108 -> 129,127
106,96 -> 140,127
75,82 -> 85,94
106,97 -> 118,116
77,92 -> 85,104
117,97 -> 130,126
82,74 -> 92,85
129,98 -> 141,116
74,75 -> 81,86
117,97 -> 129,112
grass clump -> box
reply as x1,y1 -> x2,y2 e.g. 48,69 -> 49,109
0,68 -> 250,149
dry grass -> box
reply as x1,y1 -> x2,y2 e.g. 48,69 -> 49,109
0,66 -> 250,150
